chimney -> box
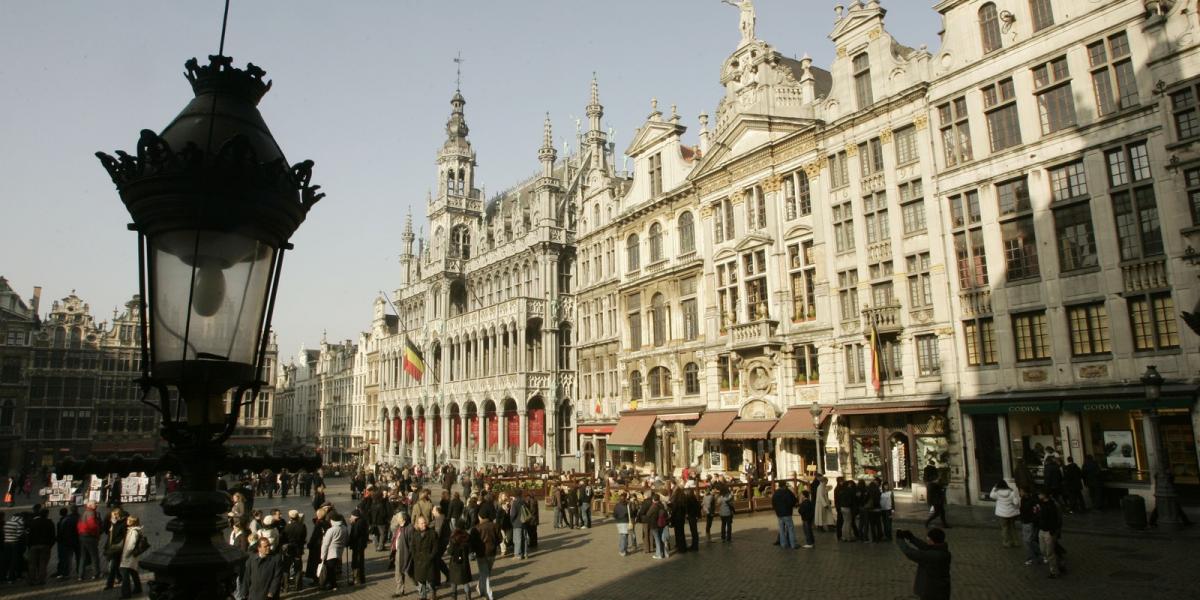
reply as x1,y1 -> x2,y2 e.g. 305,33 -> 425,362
31,286 -> 42,316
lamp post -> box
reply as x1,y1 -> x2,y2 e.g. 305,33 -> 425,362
95,53 -> 323,598
1141,365 -> 1182,527
810,401 -> 823,475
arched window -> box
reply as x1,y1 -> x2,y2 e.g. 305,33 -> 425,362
629,370 -> 643,400
446,170 -> 454,195
979,3 -> 1002,54
626,234 -> 640,272
648,366 -> 672,398
651,293 -> 668,347
684,362 -> 700,395
678,212 -> 695,254
450,225 -> 471,259
457,168 -> 466,194
649,222 -> 664,262
69,327 -> 82,349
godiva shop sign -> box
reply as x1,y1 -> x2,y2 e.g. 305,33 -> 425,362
959,401 -> 1061,415
1061,398 -> 1195,412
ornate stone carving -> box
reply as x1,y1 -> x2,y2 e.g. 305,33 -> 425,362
845,143 -> 859,157
868,26 -> 883,41
879,128 -> 893,144
836,46 -> 848,58
913,114 -> 929,131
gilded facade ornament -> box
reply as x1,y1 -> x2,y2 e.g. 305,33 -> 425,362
880,128 -> 893,143
868,26 -> 882,41
836,46 -> 848,58
913,113 -> 929,131
845,143 -> 859,157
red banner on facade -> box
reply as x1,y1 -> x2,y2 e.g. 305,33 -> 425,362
393,417 -> 401,444
506,412 -> 520,447
528,408 -> 545,447
418,417 -> 426,441
470,416 -> 479,446
433,417 -> 441,447
453,417 -> 462,447
487,415 -> 498,449
405,418 -> 414,441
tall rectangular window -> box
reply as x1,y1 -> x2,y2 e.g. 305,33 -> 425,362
649,152 -> 663,196
794,344 -> 820,385
833,201 -> 855,253
939,97 -> 972,167
1013,310 -> 1051,361
895,126 -> 919,165
829,151 -> 850,188
1049,161 -> 1097,272
745,185 -> 767,230
949,191 -> 988,289
1172,86 -> 1200,140
859,138 -> 885,177
915,334 -> 940,377
717,260 -> 739,334
863,191 -> 890,244
626,292 -> 641,351
718,354 -> 739,390
1094,31 -> 1137,117
963,317 -> 998,366
1107,142 -> 1162,261
983,78 -> 1021,152
1033,57 -> 1076,135
838,269 -> 860,323
680,276 -> 699,341
1029,0 -> 1054,31
1089,32 -> 1138,116
1067,302 -> 1111,356
900,179 -> 926,235
997,177 -> 1039,282
844,343 -> 865,385
854,52 -> 874,108
788,241 -> 817,322
907,252 -> 933,309
743,249 -> 769,320
1129,292 -> 1180,351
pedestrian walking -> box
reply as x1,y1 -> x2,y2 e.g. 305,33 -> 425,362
798,490 -> 816,548
1034,489 -> 1065,578
318,511 -> 348,590
445,523 -> 473,600
26,507 -> 55,585
989,480 -> 1021,547
684,488 -> 701,551
669,489 -> 688,554
812,476 -> 832,532
508,493 -> 529,559
240,536 -> 284,600
305,508 -> 328,584
470,509 -> 500,600
103,508 -> 128,590
1082,455 -> 1103,511
118,515 -> 145,599
613,493 -> 631,556
76,502 -> 103,580
1018,487 -> 1042,566
718,489 -> 735,542
54,506 -> 79,579
701,488 -> 716,543
647,495 -> 667,558
282,510 -> 307,592
923,480 -> 949,529
392,512 -> 415,597
2,510 -> 23,582
411,515 -> 440,600
896,527 -> 951,600
1062,457 -> 1085,514
348,509 -> 370,585
771,482 -> 798,549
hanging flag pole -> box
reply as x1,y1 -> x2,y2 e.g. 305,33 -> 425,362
869,321 -> 882,394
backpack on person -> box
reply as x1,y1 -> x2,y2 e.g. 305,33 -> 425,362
520,503 -> 533,526
656,509 -> 668,529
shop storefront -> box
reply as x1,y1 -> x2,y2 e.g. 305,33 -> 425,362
689,410 -> 738,476
833,398 -> 951,490
723,418 -> 779,479
577,424 -> 614,476
606,409 -> 702,475
961,385 -> 1200,505
607,414 -> 656,470
770,407 -> 829,479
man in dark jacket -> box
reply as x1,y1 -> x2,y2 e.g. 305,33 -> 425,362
508,493 -> 528,559
26,507 -> 56,585
409,516 -> 440,599
448,492 -> 465,529
347,510 -> 370,585
240,537 -> 284,600
798,490 -> 816,548
470,511 -> 500,600
1062,457 -> 1085,514
281,510 -> 307,592
684,489 -> 701,551
1035,490 -> 1064,578
54,506 -> 79,579
771,482 -> 799,549
1081,455 -> 1103,511
103,508 -> 127,590
896,527 -> 951,600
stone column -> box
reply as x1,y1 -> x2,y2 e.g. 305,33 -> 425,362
519,409 -> 529,468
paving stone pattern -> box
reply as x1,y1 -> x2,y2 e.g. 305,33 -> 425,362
2,480 -> 1195,600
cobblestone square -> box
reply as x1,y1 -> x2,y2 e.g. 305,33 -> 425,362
2,480 -> 1195,600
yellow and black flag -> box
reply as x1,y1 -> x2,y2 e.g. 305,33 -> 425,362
403,336 -> 425,382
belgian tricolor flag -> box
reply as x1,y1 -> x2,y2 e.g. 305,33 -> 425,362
403,336 -> 426,382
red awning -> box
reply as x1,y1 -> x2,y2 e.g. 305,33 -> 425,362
688,410 -> 737,440
771,407 -> 830,439
607,415 -> 658,451
578,425 -> 615,435
723,419 -> 778,440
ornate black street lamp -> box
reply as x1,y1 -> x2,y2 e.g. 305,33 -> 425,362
93,52 -> 324,598
1141,365 -> 1182,527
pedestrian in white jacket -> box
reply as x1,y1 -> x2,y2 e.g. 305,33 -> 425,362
318,512 -> 348,590
989,480 -> 1021,548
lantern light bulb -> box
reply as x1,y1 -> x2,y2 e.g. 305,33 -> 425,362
191,264 -> 226,317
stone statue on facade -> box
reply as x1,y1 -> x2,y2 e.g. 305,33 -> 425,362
722,0 -> 756,45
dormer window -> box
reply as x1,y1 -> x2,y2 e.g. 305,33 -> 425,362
649,152 -> 663,196
853,52 -> 873,109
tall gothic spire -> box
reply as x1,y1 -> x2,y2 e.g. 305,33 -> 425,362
586,72 -> 603,131
539,112 -> 557,177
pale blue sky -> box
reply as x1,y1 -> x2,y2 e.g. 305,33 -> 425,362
0,0 -> 941,360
